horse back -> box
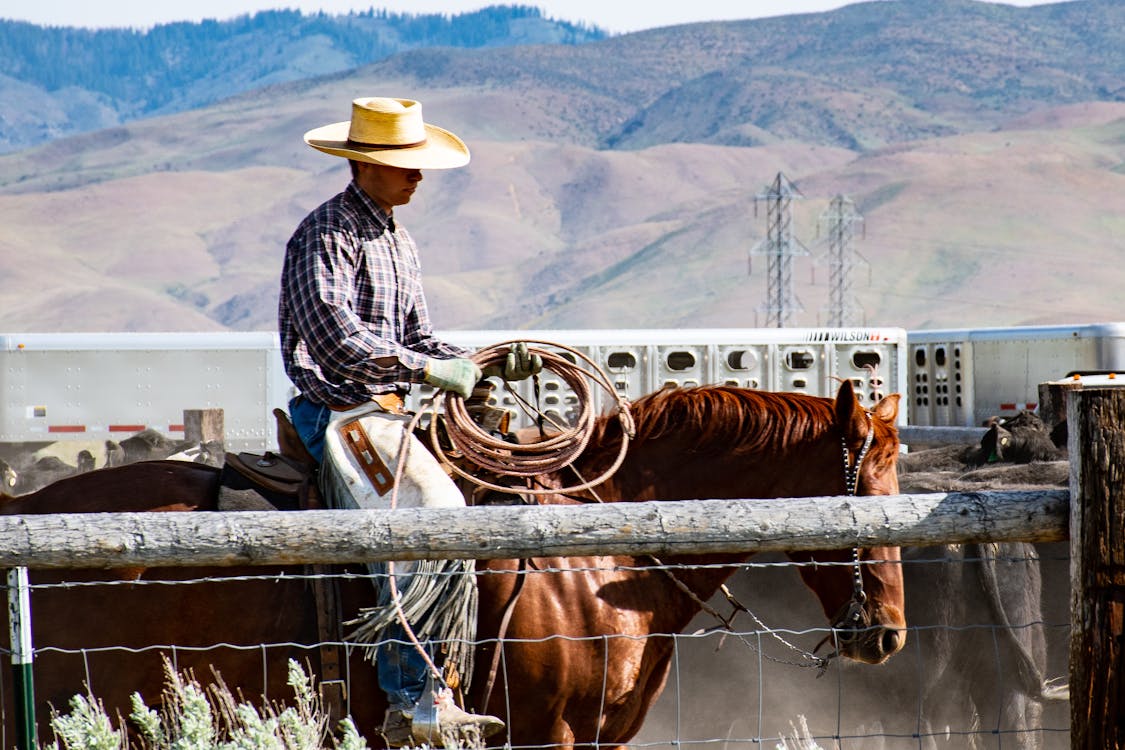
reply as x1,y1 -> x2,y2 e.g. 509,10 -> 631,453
0,460 -> 222,515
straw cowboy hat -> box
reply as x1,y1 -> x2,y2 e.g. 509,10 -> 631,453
303,97 -> 470,169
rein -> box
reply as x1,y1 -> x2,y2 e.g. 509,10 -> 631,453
678,411 -> 878,675
478,389 -> 879,700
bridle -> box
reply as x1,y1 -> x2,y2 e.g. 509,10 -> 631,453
816,411 -> 875,656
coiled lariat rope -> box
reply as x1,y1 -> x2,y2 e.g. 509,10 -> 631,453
373,340 -> 635,695
429,340 -> 636,495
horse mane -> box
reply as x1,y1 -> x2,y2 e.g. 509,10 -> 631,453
587,385 -> 837,457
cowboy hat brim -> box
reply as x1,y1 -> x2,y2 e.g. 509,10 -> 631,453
304,121 -> 470,170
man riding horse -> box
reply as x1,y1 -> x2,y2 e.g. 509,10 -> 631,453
278,96 -> 540,746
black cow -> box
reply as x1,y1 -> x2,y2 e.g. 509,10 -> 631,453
973,411 -> 1065,465
1,431 -> 219,496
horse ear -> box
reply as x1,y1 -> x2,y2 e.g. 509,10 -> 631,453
872,393 -> 900,425
834,379 -> 868,440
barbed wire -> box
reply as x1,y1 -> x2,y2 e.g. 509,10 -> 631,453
9,551 -> 1055,592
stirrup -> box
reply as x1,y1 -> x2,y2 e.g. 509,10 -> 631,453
410,671 -> 441,743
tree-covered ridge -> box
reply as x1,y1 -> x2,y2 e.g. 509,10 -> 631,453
0,5 -> 607,150
1,5 -> 605,93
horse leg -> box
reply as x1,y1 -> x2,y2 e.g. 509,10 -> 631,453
546,721 -> 576,750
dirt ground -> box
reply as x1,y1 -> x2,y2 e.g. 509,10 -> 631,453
633,445 -> 1072,749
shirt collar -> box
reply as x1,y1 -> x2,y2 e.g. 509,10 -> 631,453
347,180 -> 396,234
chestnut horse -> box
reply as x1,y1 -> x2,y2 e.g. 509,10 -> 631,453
470,380 -> 904,746
0,380 -> 903,748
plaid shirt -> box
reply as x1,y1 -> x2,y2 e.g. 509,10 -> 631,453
278,180 -> 467,407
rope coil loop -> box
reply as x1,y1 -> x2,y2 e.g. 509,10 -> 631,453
428,340 -> 634,495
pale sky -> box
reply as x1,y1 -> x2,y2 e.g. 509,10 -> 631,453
1,0 -> 1074,34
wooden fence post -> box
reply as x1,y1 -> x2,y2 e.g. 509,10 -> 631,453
183,408 -> 224,445
1068,387 -> 1125,749
1039,378 -> 1082,434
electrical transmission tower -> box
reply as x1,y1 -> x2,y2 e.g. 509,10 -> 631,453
817,194 -> 867,327
750,172 -> 808,328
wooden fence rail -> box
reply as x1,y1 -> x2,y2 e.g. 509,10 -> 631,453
0,489 -> 1068,569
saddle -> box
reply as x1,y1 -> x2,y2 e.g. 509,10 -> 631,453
219,397 -> 535,513
218,409 -> 320,511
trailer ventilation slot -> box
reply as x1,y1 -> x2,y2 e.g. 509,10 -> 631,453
785,351 -> 815,370
666,351 -> 696,371
607,352 -> 637,369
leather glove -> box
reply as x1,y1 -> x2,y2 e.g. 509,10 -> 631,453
482,342 -> 543,382
423,357 -> 482,399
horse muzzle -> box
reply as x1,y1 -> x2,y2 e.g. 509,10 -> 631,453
821,597 -> 906,665
834,622 -> 905,664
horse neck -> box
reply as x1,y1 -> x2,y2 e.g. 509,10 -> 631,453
558,398 -> 848,633
637,551 -> 752,633
582,428 -> 844,503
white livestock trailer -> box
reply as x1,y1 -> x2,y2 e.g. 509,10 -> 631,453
906,322 -> 1125,427
0,328 -> 908,453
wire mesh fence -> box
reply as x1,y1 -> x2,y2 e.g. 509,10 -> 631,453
1,546 -> 1071,750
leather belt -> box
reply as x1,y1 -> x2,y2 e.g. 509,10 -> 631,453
326,392 -> 406,414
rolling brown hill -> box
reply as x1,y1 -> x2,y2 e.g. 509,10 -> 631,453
0,1 -> 1122,334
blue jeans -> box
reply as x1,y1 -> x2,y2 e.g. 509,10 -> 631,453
377,623 -> 434,709
288,395 -> 331,464
287,394 -> 432,707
